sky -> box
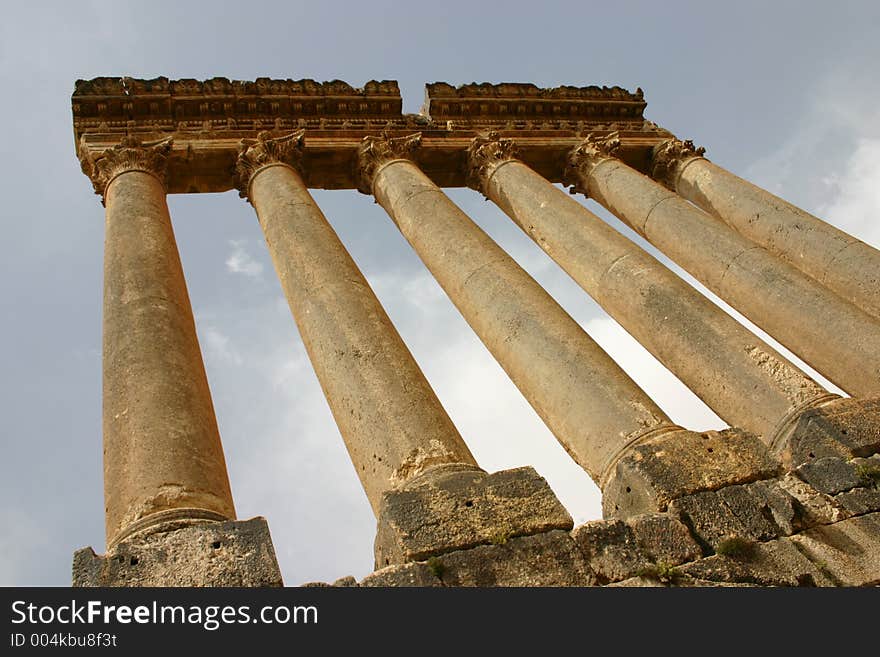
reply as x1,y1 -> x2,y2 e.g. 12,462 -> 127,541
1,0 -> 879,586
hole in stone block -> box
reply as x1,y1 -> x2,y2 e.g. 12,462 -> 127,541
707,448 -> 714,453
130,557 -> 139,566
464,500 -> 473,507
625,487 -> 631,493
808,452 -> 815,459
842,429 -> 848,435
212,541 -> 221,549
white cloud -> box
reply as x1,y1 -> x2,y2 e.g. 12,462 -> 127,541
225,240 -> 264,277
202,326 -> 243,366
818,138 -> 880,248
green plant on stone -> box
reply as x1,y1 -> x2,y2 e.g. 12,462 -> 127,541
635,562 -> 679,584
855,463 -> 880,488
426,556 -> 445,580
489,530 -> 511,546
715,535 -> 756,558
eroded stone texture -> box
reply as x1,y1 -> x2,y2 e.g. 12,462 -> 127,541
436,530 -> 595,587
603,428 -> 779,518
374,465 -> 572,567
359,562 -> 442,587
788,512 -> 880,586
677,538 -> 834,587
73,518 -> 282,587
782,398 -> 880,468
571,514 -> 700,583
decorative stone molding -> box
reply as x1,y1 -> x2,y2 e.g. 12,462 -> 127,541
235,129 -> 306,200
423,82 -> 647,128
79,135 -> 173,202
356,132 -> 422,194
465,131 -> 520,195
650,137 -> 707,190
563,131 -> 622,195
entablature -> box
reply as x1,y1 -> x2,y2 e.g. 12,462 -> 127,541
73,78 -> 672,193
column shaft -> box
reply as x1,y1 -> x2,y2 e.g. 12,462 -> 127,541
96,139 -> 235,546
654,140 -> 880,320
238,132 -> 476,515
572,141 -> 880,397
360,135 -> 679,486
471,143 -> 833,446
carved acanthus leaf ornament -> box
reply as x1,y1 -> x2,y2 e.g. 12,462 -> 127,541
235,130 -> 306,199
356,133 -> 422,194
563,132 -> 621,196
465,132 -> 520,195
79,136 -> 173,203
650,137 -> 706,190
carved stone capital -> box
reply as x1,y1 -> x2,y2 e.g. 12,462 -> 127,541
79,136 -> 173,202
650,137 -> 706,190
235,130 -> 305,200
562,132 -> 621,196
465,132 -> 520,195
356,133 -> 421,194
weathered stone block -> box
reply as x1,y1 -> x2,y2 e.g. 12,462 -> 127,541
72,517 -> 282,587
671,479 -> 804,551
374,464 -> 572,567
603,428 -> 779,518
435,530 -> 595,587
677,537 -> 834,587
783,397 -> 880,467
359,562 -> 442,587
717,484 -> 780,541
796,457 -> 864,495
749,479 -> 800,535
834,487 -> 880,515
668,491 -> 749,552
571,513 -> 701,584
608,574 -> 759,587
571,520 -> 643,584
776,473 -> 848,526
788,512 -> 880,586
627,513 -> 702,565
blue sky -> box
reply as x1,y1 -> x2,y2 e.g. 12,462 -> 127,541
2,0 -> 879,585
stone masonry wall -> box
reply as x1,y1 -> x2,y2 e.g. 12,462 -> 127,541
306,453 -> 880,587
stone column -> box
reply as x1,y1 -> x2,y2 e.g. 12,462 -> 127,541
467,133 -> 836,449
84,137 -> 235,545
566,134 -> 880,399
75,137 -> 281,586
235,131 -> 477,515
356,133 -> 683,489
652,138 -> 880,321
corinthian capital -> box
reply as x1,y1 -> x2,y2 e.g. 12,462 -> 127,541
465,132 -> 520,196
79,136 -> 173,202
650,137 -> 706,190
356,133 -> 421,195
235,130 -> 306,200
562,132 -> 621,196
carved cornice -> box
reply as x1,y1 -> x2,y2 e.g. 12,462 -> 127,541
79,135 -> 173,201
355,133 -> 422,194
423,82 -> 646,127
235,130 -> 306,199
563,132 -> 621,195
72,77 -> 404,144
465,131 -> 520,195
650,137 -> 707,190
